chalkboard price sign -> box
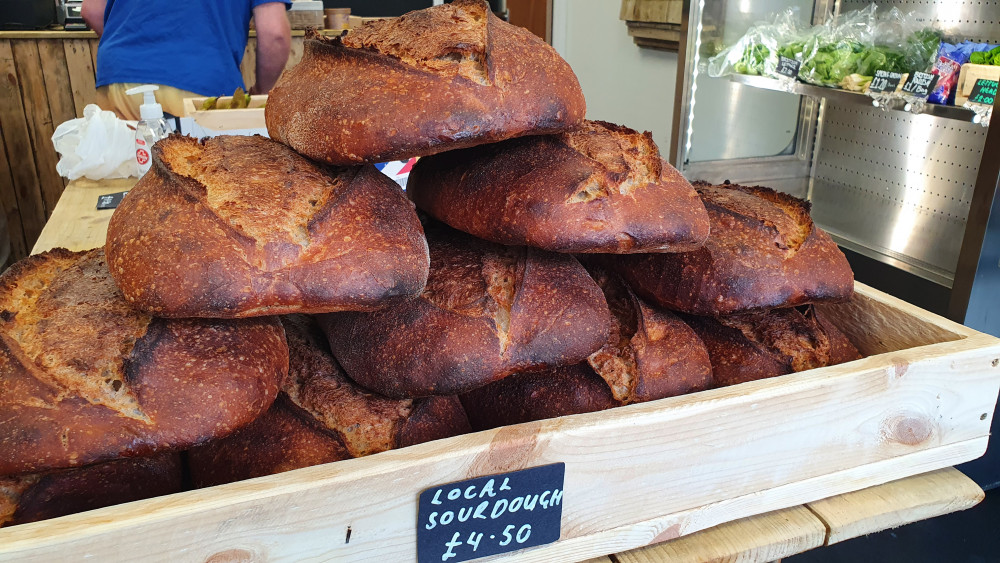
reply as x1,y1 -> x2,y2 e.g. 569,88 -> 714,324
968,79 -> 998,106
901,71 -> 939,98
417,463 -> 565,563
96,191 -> 129,210
869,70 -> 904,94
775,56 -> 801,79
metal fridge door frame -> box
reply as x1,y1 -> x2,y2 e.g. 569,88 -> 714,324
670,0 -> 838,177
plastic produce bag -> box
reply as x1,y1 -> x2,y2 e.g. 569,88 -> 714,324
929,41 -> 979,104
707,9 -> 802,78
798,5 -> 878,88
52,104 -> 136,180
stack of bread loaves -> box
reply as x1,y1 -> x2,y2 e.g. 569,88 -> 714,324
0,0 -> 863,525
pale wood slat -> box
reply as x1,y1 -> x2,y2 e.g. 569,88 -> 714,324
614,506 -> 825,563
11,40 -> 64,217
806,466 -> 984,545
63,39 -> 97,117
0,40 -> 48,253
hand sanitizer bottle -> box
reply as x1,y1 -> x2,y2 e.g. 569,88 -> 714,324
126,85 -> 171,177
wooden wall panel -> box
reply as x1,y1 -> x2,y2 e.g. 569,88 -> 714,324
11,41 -> 64,217
0,40 -> 48,257
63,39 -> 97,118
0,119 -> 28,262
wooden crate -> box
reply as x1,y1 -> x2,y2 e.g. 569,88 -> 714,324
0,283 -> 998,562
955,63 -> 1000,106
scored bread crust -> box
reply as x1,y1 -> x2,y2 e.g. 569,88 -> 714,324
408,120 -> 710,253
0,249 -> 288,476
280,314 -> 470,457
319,223 -> 612,399
265,0 -> 585,165
0,453 -> 182,527
613,183 -> 854,315
680,306 -> 862,387
189,315 -> 471,487
106,135 -> 429,318
585,266 -> 713,403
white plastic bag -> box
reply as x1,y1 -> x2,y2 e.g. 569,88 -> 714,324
52,104 -> 136,180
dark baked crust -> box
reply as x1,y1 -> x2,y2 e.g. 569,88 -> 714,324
265,0 -> 585,165
106,135 -> 429,318
586,266 -> 713,402
189,315 -> 472,487
281,315 -> 470,457
0,249 -> 287,475
319,223 -> 612,398
188,397 -> 352,488
681,306 -> 862,387
408,120 -> 710,253
0,453 -> 182,527
460,364 -> 618,430
613,183 -> 854,315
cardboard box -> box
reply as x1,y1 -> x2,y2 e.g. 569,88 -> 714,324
179,95 -> 268,138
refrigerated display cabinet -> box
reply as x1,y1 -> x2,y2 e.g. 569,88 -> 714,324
669,0 -> 1000,488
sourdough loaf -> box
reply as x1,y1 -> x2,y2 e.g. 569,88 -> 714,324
106,134 -> 429,318
460,364 -> 618,430
681,306 -> 862,386
0,249 -> 287,475
0,453 -> 182,527
586,266 -> 713,402
408,120 -> 710,253
265,0 -> 585,165
319,222 -> 612,398
613,183 -> 854,315
189,315 -> 470,487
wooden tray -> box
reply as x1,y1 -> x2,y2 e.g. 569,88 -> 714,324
181,95 -> 268,131
0,283 -> 998,562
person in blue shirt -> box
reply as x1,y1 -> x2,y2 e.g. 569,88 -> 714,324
81,0 -> 292,120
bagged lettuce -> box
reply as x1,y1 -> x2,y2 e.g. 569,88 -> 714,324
708,9 -> 803,78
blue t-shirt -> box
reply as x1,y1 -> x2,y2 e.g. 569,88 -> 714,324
96,0 -> 291,96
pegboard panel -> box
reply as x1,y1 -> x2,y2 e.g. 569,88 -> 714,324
838,0 -> 1000,42
811,102 -> 987,284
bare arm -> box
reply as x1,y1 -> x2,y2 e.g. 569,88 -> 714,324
81,0 -> 107,37
249,2 -> 292,95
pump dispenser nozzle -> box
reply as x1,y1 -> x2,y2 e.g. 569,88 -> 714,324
125,84 -> 164,120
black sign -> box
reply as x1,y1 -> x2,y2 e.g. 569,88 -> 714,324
869,70 -> 904,94
968,78 -> 998,106
901,71 -> 939,98
417,463 -> 565,563
96,191 -> 129,210
775,56 -> 801,79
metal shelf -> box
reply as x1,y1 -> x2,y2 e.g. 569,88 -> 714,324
728,74 -> 983,123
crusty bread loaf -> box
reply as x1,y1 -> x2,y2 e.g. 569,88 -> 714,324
265,0 -> 585,165
106,134 -> 429,318
408,120 -> 710,254
187,397 -> 351,488
586,266 -> 713,402
319,222 -> 612,398
680,306 -> 862,387
613,183 -> 854,315
460,268 -> 714,430
0,453 -> 182,527
189,315 -> 470,487
460,364 -> 618,430
0,249 -> 287,476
